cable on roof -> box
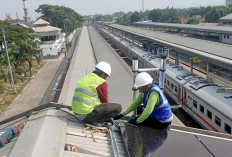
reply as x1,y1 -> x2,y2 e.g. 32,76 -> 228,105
194,135 -> 215,157
82,125 -> 109,143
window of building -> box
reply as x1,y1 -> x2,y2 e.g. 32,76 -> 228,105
207,110 -> 212,119
224,34 -> 227,38
200,105 -> 204,113
225,123 -> 231,134
215,116 -> 221,127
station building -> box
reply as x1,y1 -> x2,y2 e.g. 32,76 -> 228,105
32,19 -> 65,59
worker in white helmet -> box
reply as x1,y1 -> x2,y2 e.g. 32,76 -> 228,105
114,72 -> 173,129
72,61 -> 122,126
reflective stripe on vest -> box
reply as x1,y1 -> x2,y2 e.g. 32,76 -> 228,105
75,88 -> 100,100
144,85 -> 168,110
73,97 -> 98,106
151,86 -> 168,109
154,99 -> 168,110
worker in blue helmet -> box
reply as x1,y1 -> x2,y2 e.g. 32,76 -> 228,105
114,72 -> 173,129
72,61 -> 122,126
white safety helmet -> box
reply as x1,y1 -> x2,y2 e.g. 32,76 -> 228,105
134,72 -> 153,88
95,61 -> 111,76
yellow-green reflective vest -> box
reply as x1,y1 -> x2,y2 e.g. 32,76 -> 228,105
72,73 -> 106,114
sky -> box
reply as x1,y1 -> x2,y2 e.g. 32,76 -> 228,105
0,0 -> 225,20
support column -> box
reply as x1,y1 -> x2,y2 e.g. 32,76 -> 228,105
175,52 -> 180,66
190,58 -> 193,73
132,57 -> 138,116
159,50 -> 167,92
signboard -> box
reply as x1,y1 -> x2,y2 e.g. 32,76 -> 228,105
193,58 -> 203,63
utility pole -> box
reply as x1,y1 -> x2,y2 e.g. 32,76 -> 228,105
142,0 -> 144,12
64,19 -> 68,44
1,28 -> 16,93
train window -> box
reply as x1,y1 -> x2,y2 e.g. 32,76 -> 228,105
215,116 -> 221,127
225,123 -> 231,134
165,78 -> 166,84
200,105 -> 204,113
193,100 -> 197,108
188,96 -> 192,100
207,110 -> 212,119
175,87 -> 177,93
167,80 -> 170,86
171,83 -> 174,89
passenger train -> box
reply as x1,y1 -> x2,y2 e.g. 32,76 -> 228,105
101,28 -> 232,135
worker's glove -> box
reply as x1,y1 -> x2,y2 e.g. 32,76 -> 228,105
113,112 -> 124,120
128,117 -> 141,127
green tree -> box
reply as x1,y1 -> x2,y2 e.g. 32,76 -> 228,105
186,18 -> 200,24
148,9 -> 163,22
0,21 -> 39,81
166,7 -> 180,23
36,5 -> 83,35
205,9 -> 220,23
112,12 -> 125,18
130,11 -> 142,23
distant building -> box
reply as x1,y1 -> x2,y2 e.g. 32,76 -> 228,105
226,0 -> 232,7
220,13 -> 232,26
138,18 -> 152,22
180,17 -> 190,24
180,15 -> 205,24
5,14 -> 20,23
22,0 -> 31,22
32,19 -> 64,59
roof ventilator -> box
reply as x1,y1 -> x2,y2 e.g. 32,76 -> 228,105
190,80 -> 216,90
177,73 -> 193,80
224,95 -> 232,99
216,88 -> 226,93
172,66 -> 179,68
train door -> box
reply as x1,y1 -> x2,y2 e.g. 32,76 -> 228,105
183,88 -> 187,109
178,85 -> 182,105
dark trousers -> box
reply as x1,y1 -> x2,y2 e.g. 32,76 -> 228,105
137,106 -> 171,129
142,116 -> 171,129
83,103 -> 122,124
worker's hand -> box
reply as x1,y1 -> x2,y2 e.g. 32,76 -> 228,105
113,113 -> 124,120
128,117 -> 141,127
